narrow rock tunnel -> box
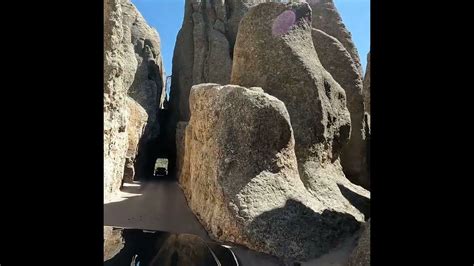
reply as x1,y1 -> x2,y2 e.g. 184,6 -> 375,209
133,89 -> 174,181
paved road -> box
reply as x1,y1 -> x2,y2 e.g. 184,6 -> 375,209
104,179 -> 210,240
104,179 -> 353,265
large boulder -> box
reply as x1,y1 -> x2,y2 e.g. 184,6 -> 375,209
307,0 -> 363,76
311,28 -> 368,189
231,2 -> 366,202
178,83 -> 368,261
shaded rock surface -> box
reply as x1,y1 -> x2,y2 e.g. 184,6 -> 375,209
362,52 -> 370,189
175,121 -> 188,181
347,219 -> 370,266
363,52 -> 370,115
178,83 -> 368,261
311,28 -> 368,189
360,113 -> 370,191
308,0 -> 363,76
300,232 -> 358,266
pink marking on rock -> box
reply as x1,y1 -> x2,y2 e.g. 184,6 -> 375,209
272,10 -> 296,36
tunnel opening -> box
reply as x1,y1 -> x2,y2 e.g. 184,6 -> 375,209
133,135 -> 174,181
132,83 -> 173,181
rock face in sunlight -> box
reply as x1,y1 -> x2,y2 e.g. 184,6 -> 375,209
121,0 -> 167,179
311,28 -> 369,190
308,0 -> 363,76
123,97 -> 148,182
104,0 -> 165,200
231,2 -> 368,206
104,0 -> 130,200
167,0 -> 295,175
178,83 -> 368,261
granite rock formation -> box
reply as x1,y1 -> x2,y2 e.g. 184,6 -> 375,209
123,97 -> 148,182
363,51 -> 371,115
175,121 -> 188,181
361,52 -> 371,189
104,0 -> 165,200
104,0 -> 130,200
307,0 -> 363,76
231,2 -> 362,199
168,0 -> 315,122
178,83 -> 369,261
311,28 -> 368,189
167,0 -> 293,175
121,0 -> 166,179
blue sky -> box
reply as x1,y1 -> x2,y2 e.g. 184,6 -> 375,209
131,0 -> 370,76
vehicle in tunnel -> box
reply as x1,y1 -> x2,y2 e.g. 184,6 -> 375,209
154,167 -> 167,177
153,158 -> 169,178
